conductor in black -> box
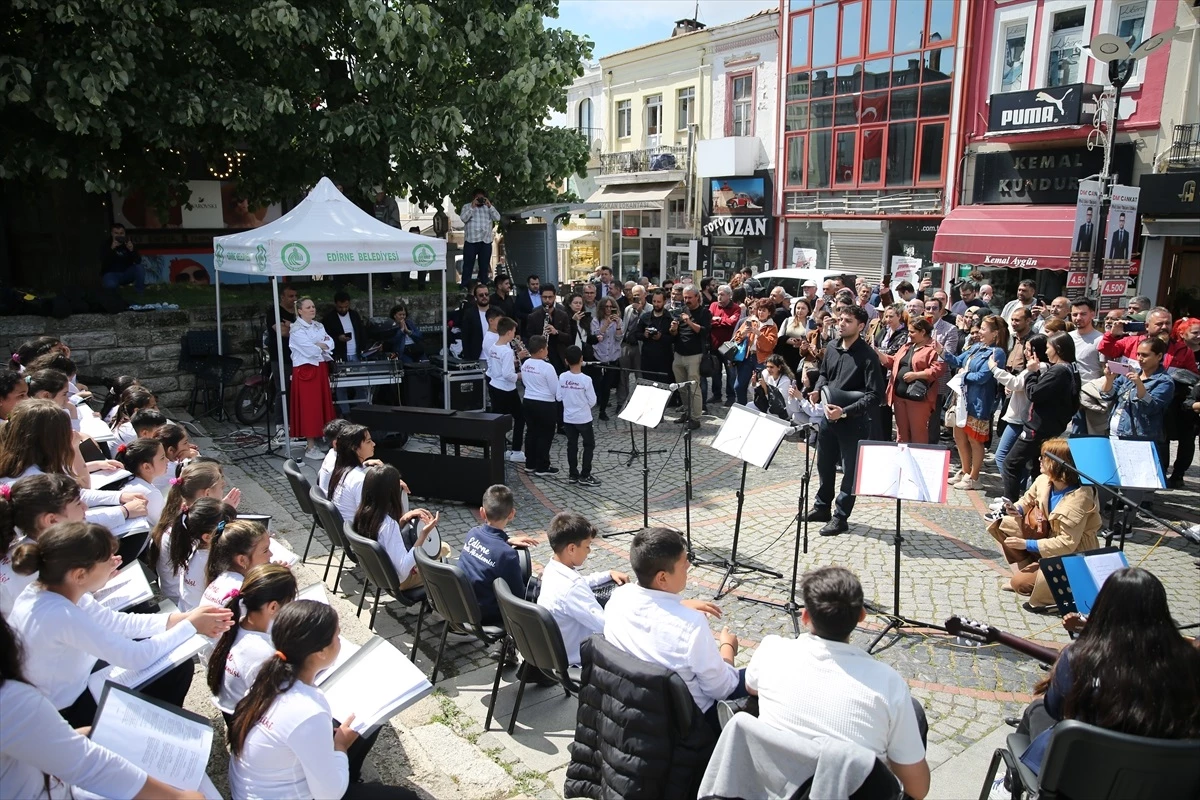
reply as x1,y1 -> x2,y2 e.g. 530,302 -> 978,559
806,305 -> 885,536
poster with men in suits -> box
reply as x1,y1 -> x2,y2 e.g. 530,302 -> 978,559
1071,180 -> 1101,255
1105,185 -> 1140,263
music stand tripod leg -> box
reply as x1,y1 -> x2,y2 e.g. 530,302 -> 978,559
865,498 -> 946,654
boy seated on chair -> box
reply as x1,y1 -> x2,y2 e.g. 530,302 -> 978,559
745,566 -> 930,800
458,484 -> 540,627
603,527 -> 744,730
537,511 -> 628,666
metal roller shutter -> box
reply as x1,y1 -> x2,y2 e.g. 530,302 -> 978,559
827,231 -> 885,285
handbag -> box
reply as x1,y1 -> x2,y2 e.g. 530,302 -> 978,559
700,351 -> 717,377
905,379 -> 929,401
718,339 -> 740,362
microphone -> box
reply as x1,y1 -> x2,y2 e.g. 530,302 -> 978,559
668,380 -> 697,391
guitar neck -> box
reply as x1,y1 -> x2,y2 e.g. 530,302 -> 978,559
991,629 -> 1059,665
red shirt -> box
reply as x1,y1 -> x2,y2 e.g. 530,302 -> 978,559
1098,332 -> 1198,374
709,301 -> 742,349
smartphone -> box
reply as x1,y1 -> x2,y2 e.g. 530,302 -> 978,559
1107,359 -> 1133,376
1123,320 -> 1146,333
1036,295 -> 1046,306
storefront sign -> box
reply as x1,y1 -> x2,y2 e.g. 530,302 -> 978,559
1065,270 -> 1088,301
621,227 -> 640,236
1137,172 -> 1200,216
987,84 -> 1101,133
971,145 -> 1133,205
703,216 -> 770,237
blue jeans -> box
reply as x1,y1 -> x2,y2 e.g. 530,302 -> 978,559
994,423 -> 1020,476
710,359 -> 736,402
734,356 -> 758,405
101,263 -> 145,293
460,240 -> 492,287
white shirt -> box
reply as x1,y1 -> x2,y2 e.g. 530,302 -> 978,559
376,515 -> 420,584
481,329 -> 499,372
0,466 -> 126,531
1070,327 -> 1105,381
537,559 -> 608,665
0,537 -> 35,617
9,585 -> 196,709
201,569 -> 244,610
746,634 -> 925,766
318,449 -> 337,494
154,529 -> 182,605
214,627 -> 275,715
151,459 -> 179,492
0,679 -> 148,800
179,548 -> 210,612
228,681 -> 349,800
330,465 -> 366,524
603,583 -> 739,712
337,312 -> 357,359
288,319 -> 333,367
124,476 -> 164,528
557,371 -> 596,425
113,421 -> 137,445
486,340 -> 519,392
521,358 -> 559,402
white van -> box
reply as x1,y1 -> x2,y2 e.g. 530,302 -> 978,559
753,267 -> 845,298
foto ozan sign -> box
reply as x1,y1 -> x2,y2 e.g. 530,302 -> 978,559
703,216 -> 770,237
988,84 -> 1101,133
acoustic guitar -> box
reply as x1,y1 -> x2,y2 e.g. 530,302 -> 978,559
945,615 -> 1060,666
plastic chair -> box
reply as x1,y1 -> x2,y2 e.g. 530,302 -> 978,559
308,487 -> 355,589
979,719 -> 1200,800
413,547 -> 505,684
341,520 -> 428,633
487,577 -> 580,734
282,460 -> 319,562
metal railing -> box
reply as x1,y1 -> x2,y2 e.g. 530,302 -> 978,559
599,144 -> 690,175
1168,123 -> 1200,170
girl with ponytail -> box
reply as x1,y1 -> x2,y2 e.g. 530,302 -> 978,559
99,376 -> 138,424
151,461 -> 240,605
114,438 -> 168,526
110,386 -> 157,445
208,564 -> 298,722
327,424 -> 388,523
200,519 -> 272,610
175,498 -> 239,613
7,522 -> 233,727
0,474 -> 85,614
151,422 -> 200,491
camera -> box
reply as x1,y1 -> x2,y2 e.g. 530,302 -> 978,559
475,197 -> 487,206
114,234 -> 127,244
645,326 -> 658,336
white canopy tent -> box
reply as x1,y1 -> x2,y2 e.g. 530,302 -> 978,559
212,177 -> 448,448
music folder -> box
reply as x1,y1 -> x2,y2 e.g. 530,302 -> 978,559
710,403 -> 791,470
1066,436 -> 1165,490
618,384 -> 673,428
853,441 -> 951,504
92,561 -> 154,612
1039,547 -> 1128,616
319,636 -> 432,735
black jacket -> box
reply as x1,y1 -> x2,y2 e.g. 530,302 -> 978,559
814,335 -> 885,418
459,303 -> 489,361
565,635 -> 716,800
1022,362 -> 1080,439
671,303 -> 711,357
635,309 -> 675,362
525,304 -> 572,365
514,289 -> 540,329
321,307 -> 367,361
490,291 -> 517,321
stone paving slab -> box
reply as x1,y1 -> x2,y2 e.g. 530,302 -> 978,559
196,405 -> 1200,798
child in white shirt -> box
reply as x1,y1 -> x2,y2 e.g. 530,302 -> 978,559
115,438 -> 168,528
520,335 -> 561,476
0,473 -> 86,615
174,498 -> 238,612
557,346 -> 599,486
485,318 -> 526,463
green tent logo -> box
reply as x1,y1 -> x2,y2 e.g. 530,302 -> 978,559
254,245 -> 268,272
214,243 -> 225,269
281,243 -> 310,272
412,243 -> 436,268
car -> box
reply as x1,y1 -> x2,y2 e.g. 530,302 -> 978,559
753,267 -> 846,299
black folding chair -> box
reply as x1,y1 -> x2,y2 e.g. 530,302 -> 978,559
487,577 -> 580,734
308,487 -> 355,588
341,521 -> 429,633
413,547 -> 504,684
979,719 -> 1200,800
282,460 -> 320,562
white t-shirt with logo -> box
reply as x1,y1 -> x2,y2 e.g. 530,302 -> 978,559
557,371 -> 597,425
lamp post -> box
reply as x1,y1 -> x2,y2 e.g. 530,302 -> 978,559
1081,26 -> 1177,294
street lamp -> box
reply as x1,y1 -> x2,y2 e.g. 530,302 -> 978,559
1079,26 -> 1178,293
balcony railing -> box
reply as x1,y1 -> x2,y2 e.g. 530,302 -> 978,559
599,145 -> 690,176
1168,123 -> 1200,171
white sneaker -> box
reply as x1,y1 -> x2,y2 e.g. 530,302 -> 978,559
988,772 -> 1012,799
304,446 -> 324,461
505,450 -> 526,463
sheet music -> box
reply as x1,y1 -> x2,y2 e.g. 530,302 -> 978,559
320,637 -> 432,733
268,538 -> 300,567
711,406 -> 757,458
711,404 -> 790,469
854,443 -> 949,504
1083,550 -> 1128,592
314,636 -> 360,686
92,561 -> 154,612
298,582 -> 329,604
92,468 -> 132,489
618,385 -> 672,428
80,414 -> 116,443
109,516 -> 152,539
1111,438 -> 1164,489
90,685 -> 213,791
88,635 -> 208,701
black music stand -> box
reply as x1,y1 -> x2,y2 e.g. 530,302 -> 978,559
708,404 -> 789,599
605,382 -> 673,539
599,364 -> 667,468
851,441 -> 953,653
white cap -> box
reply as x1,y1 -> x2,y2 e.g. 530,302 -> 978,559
802,279 -> 818,288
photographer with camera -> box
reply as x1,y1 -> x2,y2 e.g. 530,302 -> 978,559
459,188 -> 501,288
100,224 -> 145,294
634,288 -> 674,385
669,287 -> 710,428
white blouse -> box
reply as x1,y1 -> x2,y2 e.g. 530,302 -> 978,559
376,515 -> 419,583
178,548 -> 210,613
9,585 -> 196,709
0,680 -> 147,800
201,570 -> 244,610
0,536 -> 35,617
330,466 -> 366,524
288,319 -> 333,367
214,627 -> 276,715
154,529 -> 182,605
0,466 -> 126,531
124,476 -> 165,528
228,681 -> 349,800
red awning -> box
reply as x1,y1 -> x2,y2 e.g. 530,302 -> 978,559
933,205 -> 1076,271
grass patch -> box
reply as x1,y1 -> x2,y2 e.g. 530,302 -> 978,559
429,692 -> 548,796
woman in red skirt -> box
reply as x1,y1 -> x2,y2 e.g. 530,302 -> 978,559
288,296 -> 336,460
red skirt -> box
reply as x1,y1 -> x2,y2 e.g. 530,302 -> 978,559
289,362 -> 336,439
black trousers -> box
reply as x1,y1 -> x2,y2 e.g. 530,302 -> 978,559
815,414 -> 870,521
488,385 -> 524,451
564,422 -> 595,479
594,360 -> 620,413
1002,434 -> 1044,502
878,403 -> 894,442
61,659 -> 194,728
522,398 -> 557,471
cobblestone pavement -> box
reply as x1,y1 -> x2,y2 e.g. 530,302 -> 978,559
200,402 -> 1200,789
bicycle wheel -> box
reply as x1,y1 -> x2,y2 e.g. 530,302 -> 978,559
234,383 -> 269,425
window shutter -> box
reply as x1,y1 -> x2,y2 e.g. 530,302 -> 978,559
827,231 -> 885,284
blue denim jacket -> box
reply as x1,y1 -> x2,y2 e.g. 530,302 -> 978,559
942,344 -> 1006,419
1101,369 -> 1175,439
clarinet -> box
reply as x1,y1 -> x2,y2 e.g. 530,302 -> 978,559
543,309 -> 553,340
510,336 -> 523,371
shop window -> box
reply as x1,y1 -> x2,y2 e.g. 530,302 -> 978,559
918,122 -> 945,183
861,92 -> 888,124
729,74 -> 754,137
927,0 -> 954,44
787,72 -> 811,101
790,12 -> 811,69
924,46 -> 954,82
867,0 -> 891,54
893,0 -> 925,53
1114,1 -> 1147,49
644,210 -> 662,229
886,122 -> 916,186
860,127 -> 885,184
891,87 -> 918,120
920,83 -> 950,117
1046,8 -> 1086,87
667,234 -> 691,247
811,70 -> 835,98
812,99 -> 834,128
811,2 -> 838,68
999,22 -> 1028,93
616,100 -> 631,138
835,131 -> 856,185
893,54 -> 922,87
840,2 -> 863,62
808,131 -> 832,189
677,87 -> 695,131
1093,1 -> 1149,86
785,135 -> 806,187
785,102 -> 810,131
786,220 -> 825,269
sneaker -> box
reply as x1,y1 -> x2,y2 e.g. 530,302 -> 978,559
987,773 -> 1010,800
505,450 -> 526,463
568,475 -> 579,484
956,477 -> 982,491
304,446 -> 324,461
534,466 -> 559,477
599,411 -> 609,421
580,475 -> 602,487
519,463 -> 536,474
947,470 -> 966,486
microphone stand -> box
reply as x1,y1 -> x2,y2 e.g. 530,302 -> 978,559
591,362 -> 667,468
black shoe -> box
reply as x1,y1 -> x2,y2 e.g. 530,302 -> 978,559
599,411 -> 609,421
568,475 -> 579,484
819,517 -> 849,536
686,420 -> 701,430
580,475 -> 601,487
723,397 -> 734,407
517,661 -> 559,687
534,466 -> 559,477
673,415 -> 688,424
1167,476 -> 1185,489
804,508 -> 832,523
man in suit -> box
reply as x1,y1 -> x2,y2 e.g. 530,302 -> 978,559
1075,207 -> 1094,253
322,290 -> 368,411
524,284 -> 571,372
459,282 -> 492,361
514,274 -> 541,331
490,273 -> 517,320
1108,213 -> 1130,260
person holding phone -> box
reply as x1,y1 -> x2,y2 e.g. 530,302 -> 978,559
1100,337 -> 1176,470
100,224 -> 145,294
590,296 -> 623,420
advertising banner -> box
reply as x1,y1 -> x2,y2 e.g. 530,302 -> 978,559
890,256 -> 922,290
1104,185 -> 1140,264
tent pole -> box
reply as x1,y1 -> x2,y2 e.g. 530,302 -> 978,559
368,279 -> 374,318
271,276 -> 292,452
441,256 -> 449,410
215,268 -> 223,356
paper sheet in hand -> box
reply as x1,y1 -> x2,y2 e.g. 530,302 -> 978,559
315,636 -> 361,686
618,384 -> 673,428
109,516 -> 152,539
91,683 -> 213,791
93,561 -> 154,612
88,634 -> 208,701
80,414 -> 116,443
854,442 -> 951,503
268,537 -> 300,566
710,404 -> 791,469
92,467 -> 133,489
320,637 -> 432,734
1067,437 -> 1164,489
298,581 -> 329,603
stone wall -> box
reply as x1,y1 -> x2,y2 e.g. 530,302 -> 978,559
1,294 -> 449,410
